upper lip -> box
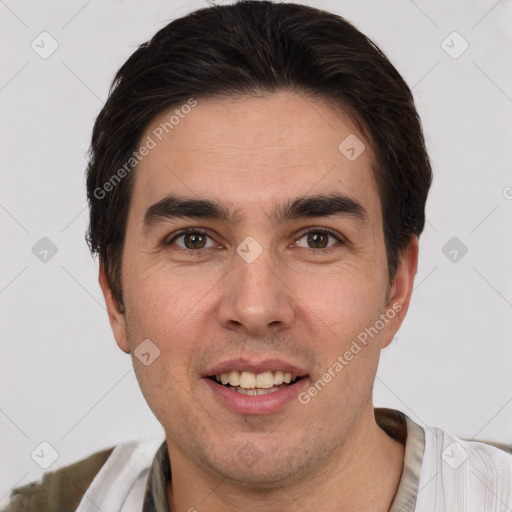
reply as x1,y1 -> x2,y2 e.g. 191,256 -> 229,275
204,358 -> 309,379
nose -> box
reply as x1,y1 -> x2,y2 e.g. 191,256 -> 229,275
217,244 -> 296,337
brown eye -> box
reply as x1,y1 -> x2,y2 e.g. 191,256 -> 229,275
169,230 -> 215,250
183,232 -> 207,249
295,229 -> 341,250
307,232 -> 328,248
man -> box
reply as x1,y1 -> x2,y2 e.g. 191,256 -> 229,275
4,1 -> 512,511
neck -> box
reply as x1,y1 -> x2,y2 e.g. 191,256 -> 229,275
166,405 -> 405,512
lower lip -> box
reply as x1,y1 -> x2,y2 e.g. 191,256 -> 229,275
203,377 -> 309,415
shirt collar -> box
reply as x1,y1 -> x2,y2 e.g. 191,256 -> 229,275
143,408 -> 425,512
376,408 -> 425,511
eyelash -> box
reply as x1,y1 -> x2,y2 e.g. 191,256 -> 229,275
165,227 -> 345,254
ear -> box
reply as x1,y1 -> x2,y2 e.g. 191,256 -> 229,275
381,235 -> 419,349
98,260 -> 131,354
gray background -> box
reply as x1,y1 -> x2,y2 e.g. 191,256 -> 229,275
1,0 -> 511,503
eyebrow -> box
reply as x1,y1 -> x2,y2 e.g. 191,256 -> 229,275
142,193 -> 369,232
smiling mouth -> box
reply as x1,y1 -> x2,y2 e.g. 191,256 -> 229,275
208,370 -> 306,395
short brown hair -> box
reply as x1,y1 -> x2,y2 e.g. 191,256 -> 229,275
86,0 -> 432,311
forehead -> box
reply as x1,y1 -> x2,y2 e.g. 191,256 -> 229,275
130,92 -> 381,227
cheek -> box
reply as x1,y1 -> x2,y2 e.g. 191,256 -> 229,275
299,264 -> 386,335
297,265 -> 388,403
123,264 -> 218,393
124,279 -> 204,422
124,261 -> 208,336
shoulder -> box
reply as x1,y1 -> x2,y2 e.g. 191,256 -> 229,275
472,438 -> 512,456
1,447 -> 114,512
442,429 -> 512,477
417,425 -> 512,510
457,434 -> 512,482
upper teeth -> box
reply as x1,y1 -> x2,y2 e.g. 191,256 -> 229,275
215,371 -> 296,389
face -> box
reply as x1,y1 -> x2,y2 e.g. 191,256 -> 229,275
100,91 -> 416,487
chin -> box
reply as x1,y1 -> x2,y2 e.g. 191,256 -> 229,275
212,459 -> 302,489
202,441 -> 323,489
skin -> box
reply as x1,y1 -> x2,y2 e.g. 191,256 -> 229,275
99,91 -> 418,512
